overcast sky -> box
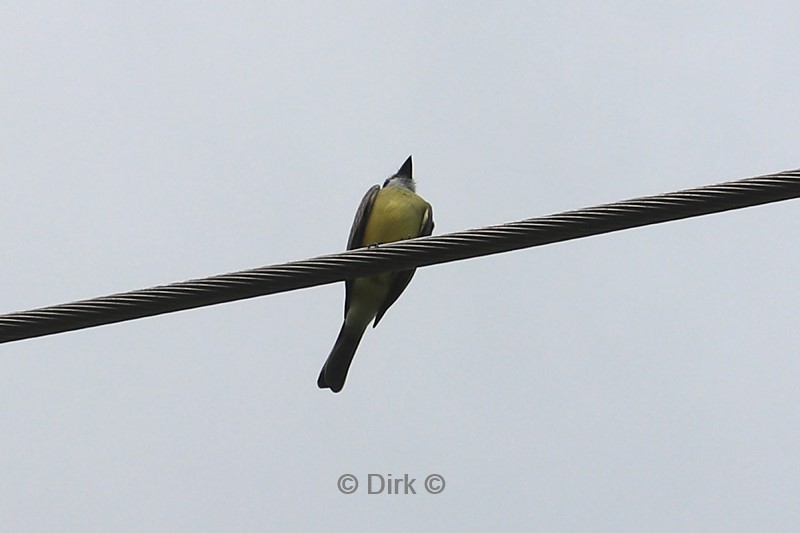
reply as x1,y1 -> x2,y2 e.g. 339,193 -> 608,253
2,2 -> 800,531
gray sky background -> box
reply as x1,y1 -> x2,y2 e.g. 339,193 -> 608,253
2,2 -> 799,531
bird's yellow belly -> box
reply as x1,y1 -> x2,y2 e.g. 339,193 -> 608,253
362,188 -> 427,245
347,188 -> 429,319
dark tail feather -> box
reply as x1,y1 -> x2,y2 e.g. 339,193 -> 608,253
317,323 -> 365,393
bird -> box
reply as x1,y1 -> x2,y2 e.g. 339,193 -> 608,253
317,156 -> 434,393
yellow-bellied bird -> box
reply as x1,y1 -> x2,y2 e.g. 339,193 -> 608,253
318,156 -> 434,393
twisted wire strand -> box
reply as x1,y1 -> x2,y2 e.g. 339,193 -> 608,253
2,168 -> 799,344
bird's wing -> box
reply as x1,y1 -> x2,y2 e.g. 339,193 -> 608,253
419,203 -> 435,238
373,203 -> 434,327
343,185 -> 380,316
346,185 -> 380,251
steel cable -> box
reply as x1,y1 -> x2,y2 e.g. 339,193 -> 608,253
1,167 -> 799,344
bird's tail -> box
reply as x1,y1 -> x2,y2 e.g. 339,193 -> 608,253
317,322 -> 366,393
